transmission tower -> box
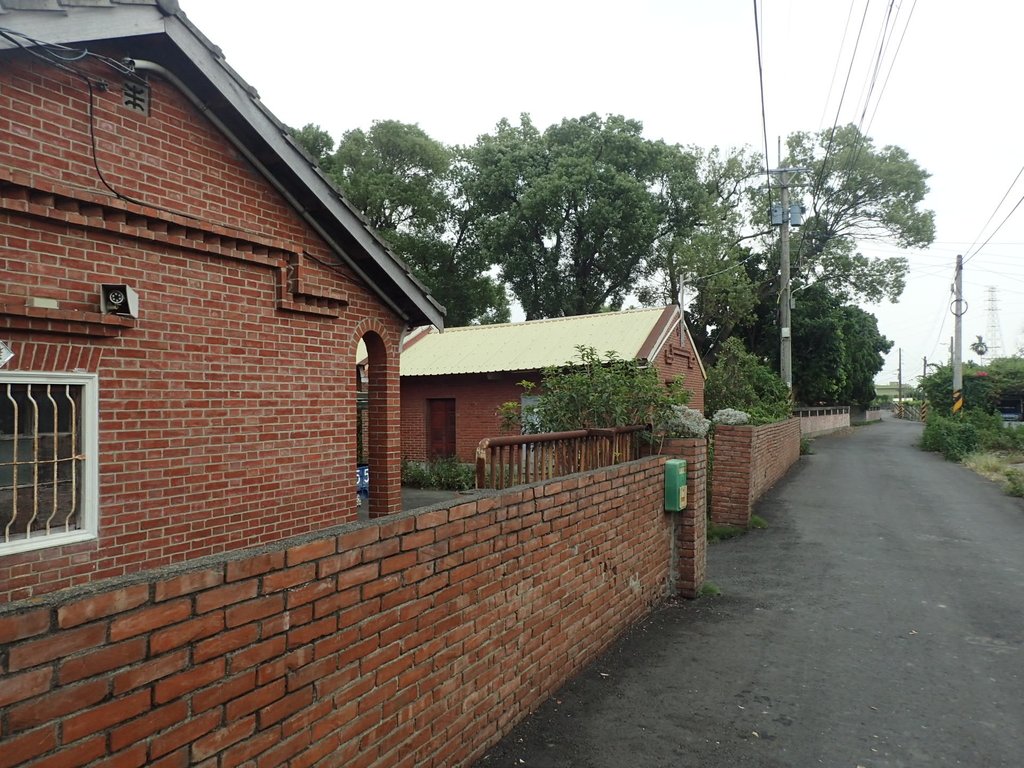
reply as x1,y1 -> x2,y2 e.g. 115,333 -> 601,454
984,286 -> 1005,359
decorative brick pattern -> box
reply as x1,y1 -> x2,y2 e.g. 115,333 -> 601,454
0,51 -> 407,600
0,459 -> 672,768
710,418 -> 801,527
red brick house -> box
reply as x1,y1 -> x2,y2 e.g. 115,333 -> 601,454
0,0 -> 444,601
400,306 -> 706,463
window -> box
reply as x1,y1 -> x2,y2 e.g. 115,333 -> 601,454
1,372 -> 98,554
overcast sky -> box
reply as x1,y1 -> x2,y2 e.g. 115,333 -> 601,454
182,0 -> 1024,384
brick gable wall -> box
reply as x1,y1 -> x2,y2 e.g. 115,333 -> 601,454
0,51 -> 406,601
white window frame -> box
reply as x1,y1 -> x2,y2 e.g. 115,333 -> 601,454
0,371 -> 99,555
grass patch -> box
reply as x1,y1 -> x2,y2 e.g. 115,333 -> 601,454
707,515 -> 768,541
799,437 -> 814,455
964,451 -> 1024,497
1006,468 -> 1024,497
699,581 -> 722,597
707,522 -> 743,541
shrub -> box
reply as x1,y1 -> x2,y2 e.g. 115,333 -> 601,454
402,458 -> 474,491
657,405 -> 711,438
501,345 -> 691,434
920,415 -> 979,462
1005,468 -> 1024,498
704,338 -> 791,423
712,408 -> 750,425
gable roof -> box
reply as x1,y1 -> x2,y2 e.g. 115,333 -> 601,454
400,306 -> 706,378
0,0 -> 444,329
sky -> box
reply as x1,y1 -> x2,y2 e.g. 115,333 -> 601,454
182,0 -> 1024,385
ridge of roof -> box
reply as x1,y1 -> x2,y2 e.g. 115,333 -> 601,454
431,306 -> 669,335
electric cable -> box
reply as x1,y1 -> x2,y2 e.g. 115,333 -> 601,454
752,0 -> 773,216
962,163 -> 1024,264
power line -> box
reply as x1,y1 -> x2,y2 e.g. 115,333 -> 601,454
962,163 -> 1024,264
818,0 -> 859,129
752,0 -> 773,215
864,0 -> 918,135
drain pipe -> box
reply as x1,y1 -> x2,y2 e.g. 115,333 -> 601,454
130,58 -> 414,324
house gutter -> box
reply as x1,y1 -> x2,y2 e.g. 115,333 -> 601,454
130,59 -> 415,326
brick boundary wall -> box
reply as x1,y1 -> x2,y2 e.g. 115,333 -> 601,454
711,418 -> 801,527
851,407 -> 884,423
795,407 -> 851,437
0,458 -> 678,768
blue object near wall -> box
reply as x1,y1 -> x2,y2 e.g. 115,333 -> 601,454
357,464 -> 370,499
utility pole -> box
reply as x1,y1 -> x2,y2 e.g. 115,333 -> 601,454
923,356 -> 927,379
898,348 -> 903,404
768,167 -> 810,390
952,254 -> 964,415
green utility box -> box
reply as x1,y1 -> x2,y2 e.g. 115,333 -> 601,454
664,459 -> 687,512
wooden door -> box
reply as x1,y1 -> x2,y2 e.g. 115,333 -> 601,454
427,398 -> 456,458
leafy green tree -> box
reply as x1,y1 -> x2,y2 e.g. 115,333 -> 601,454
294,120 -> 508,325
330,120 -> 509,325
703,337 -> 791,422
787,284 -> 893,407
465,114 -> 675,319
291,123 -> 335,163
640,126 -> 933,368
785,124 -> 934,303
969,336 -> 988,363
639,146 -> 764,358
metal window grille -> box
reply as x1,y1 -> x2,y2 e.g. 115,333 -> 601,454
1,382 -> 86,544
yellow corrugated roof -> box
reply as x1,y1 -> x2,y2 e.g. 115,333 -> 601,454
400,307 -> 677,376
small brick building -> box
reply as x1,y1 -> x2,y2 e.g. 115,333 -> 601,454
0,0 -> 444,601
400,306 -> 706,463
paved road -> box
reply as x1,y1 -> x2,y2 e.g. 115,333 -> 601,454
476,417 -> 1024,767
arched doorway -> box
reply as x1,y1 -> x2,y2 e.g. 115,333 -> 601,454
355,328 -> 401,518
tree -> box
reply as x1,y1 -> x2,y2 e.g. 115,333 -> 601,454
295,120 -> 508,326
970,336 -> 988,364
785,123 -> 934,303
465,114 -> 676,319
703,337 -> 791,422
291,123 -> 335,164
638,146 -> 764,359
640,126 -> 934,367
784,284 -> 893,407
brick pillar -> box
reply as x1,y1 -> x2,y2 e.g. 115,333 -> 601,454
363,330 -> 402,518
662,437 -> 707,598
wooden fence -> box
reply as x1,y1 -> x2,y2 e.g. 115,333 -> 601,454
476,426 -> 648,490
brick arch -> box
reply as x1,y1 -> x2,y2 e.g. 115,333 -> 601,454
352,321 -> 402,518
